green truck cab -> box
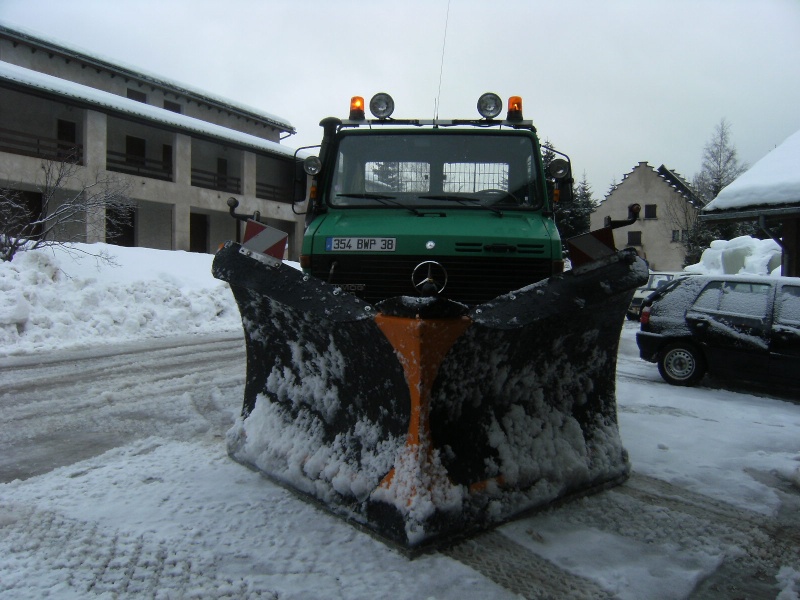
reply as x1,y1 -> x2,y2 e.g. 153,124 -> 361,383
299,93 -> 570,306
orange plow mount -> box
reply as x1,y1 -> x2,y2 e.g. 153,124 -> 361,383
213,242 -> 648,551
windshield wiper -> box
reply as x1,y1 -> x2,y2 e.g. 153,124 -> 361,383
417,194 -> 503,216
335,193 -> 422,216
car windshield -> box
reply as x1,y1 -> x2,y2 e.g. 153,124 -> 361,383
326,132 -> 543,210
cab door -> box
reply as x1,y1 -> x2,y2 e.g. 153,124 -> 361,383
685,280 -> 773,379
770,283 -> 800,386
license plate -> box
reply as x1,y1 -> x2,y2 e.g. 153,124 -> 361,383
325,237 -> 396,252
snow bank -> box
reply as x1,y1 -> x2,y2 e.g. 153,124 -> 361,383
0,243 -> 242,356
684,235 -> 783,276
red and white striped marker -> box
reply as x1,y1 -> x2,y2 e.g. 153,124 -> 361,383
242,219 -> 288,260
566,227 -> 617,267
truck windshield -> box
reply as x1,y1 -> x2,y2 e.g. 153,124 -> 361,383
327,132 -> 543,210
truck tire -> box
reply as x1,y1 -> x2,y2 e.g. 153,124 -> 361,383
657,342 -> 706,386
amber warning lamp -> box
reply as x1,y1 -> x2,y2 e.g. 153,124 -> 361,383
349,96 -> 366,120
506,96 -> 523,121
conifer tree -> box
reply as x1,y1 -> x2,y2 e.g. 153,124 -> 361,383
555,171 -> 594,240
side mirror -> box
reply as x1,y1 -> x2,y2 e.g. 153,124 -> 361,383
547,158 -> 574,205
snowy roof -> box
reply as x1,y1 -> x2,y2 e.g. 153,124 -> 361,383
703,128 -> 800,215
0,61 -> 303,161
656,165 -> 703,207
0,23 -> 294,133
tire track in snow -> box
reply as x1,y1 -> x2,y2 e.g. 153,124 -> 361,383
445,530 -> 614,599
0,333 -> 245,399
445,472 -> 800,599
618,473 -> 800,599
0,503 -> 276,599
0,333 -> 247,482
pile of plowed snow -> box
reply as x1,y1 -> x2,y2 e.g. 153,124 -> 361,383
0,243 -> 241,356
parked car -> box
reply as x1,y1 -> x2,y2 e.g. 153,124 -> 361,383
636,274 -> 800,387
627,272 -> 686,320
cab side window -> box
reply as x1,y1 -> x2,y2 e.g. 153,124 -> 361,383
692,281 -> 771,319
692,282 -> 723,311
776,285 -> 800,326
718,282 -> 770,318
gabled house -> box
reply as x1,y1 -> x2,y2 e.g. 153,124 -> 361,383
590,162 -> 703,271
0,24 -> 308,257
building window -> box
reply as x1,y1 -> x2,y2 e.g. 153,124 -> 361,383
628,231 -> 642,246
162,144 -> 173,174
217,157 -> 228,188
127,88 -> 147,103
126,136 -> 146,166
164,100 -> 182,113
672,229 -> 680,242
644,204 -> 657,219
56,119 -> 77,160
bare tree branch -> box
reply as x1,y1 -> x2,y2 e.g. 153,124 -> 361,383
1,153 -> 135,262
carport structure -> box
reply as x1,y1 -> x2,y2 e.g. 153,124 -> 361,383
700,129 -> 800,277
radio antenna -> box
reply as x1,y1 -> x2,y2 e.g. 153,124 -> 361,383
434,0 -> 451,120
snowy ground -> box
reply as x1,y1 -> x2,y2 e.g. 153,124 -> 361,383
1,242 -> 799,599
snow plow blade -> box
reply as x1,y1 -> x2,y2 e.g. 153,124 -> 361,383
213,242 -> 648,552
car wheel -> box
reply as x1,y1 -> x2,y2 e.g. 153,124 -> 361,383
657,342 -> 706,386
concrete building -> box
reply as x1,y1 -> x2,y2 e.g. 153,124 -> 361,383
0,24 -> 308,257
591,162 -> 703,271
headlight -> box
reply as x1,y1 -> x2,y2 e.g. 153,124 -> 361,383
369,93 -> 395,119
303,156 -> 322,175
477,93 -> 503,119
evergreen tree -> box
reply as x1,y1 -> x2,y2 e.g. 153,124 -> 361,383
556,172 -> 595,239
606,178 -> 618,198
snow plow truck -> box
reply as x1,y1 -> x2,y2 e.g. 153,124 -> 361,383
212,93 -> 648,552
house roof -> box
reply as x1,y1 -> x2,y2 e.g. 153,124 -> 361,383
603,161 -> 701,208
657,165 -> 703,207
0,23 -> 294,134
0,61 -> 304,161
701,128 -> 800,222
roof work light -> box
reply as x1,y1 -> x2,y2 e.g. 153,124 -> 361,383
369,93 -> 395,119
477,93 -> 503,119
349,96 -> 366,120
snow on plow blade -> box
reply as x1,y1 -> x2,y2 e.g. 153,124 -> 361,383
213,242 -> 648,552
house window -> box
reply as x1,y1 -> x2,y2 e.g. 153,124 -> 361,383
127,88 -> 147,103
628,231 -> 642,246
672,230 -> 680,242
217,157 -> 228,189
126,136 -> 146,166
162,144 -> 173,175
644,204 -> 657,219
164,100 -> 182,113
56,119 -> 77,160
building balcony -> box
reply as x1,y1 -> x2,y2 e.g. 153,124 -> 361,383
106,150 -> 172,181
0,126 -> 83,163
190,167 -> 241,194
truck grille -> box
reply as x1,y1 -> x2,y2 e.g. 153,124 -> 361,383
310,255 -> 554,306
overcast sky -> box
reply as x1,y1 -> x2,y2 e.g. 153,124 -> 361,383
2,0 -> 799,198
